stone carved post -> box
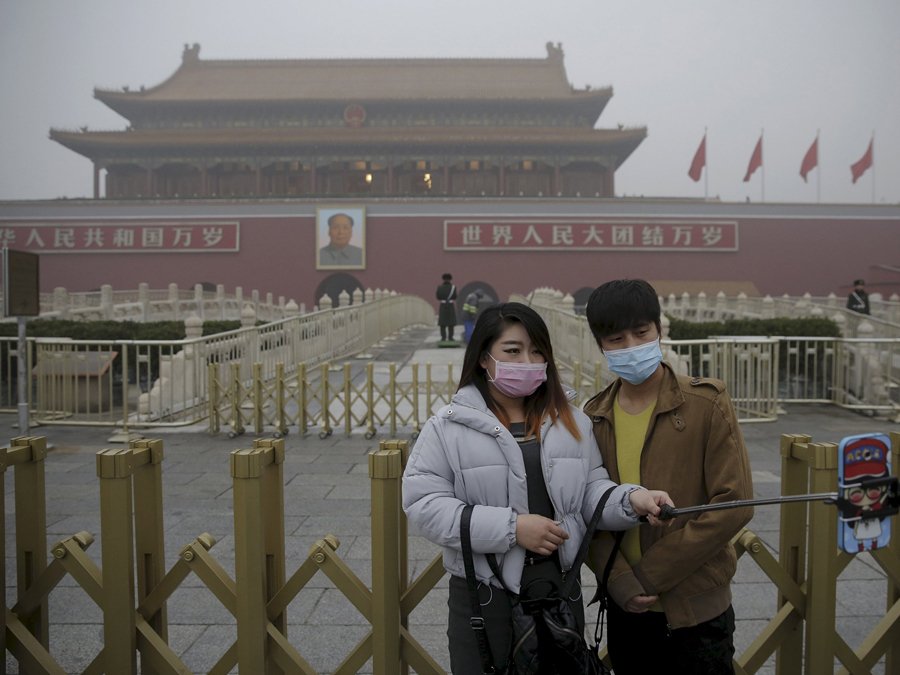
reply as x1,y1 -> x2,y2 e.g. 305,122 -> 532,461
53,286 -> 69,318
100,284 -> 114,320
138,282 -> 150,322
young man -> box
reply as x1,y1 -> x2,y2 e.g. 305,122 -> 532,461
583,279 -> 753,675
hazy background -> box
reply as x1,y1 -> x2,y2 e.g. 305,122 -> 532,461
1,0 -> 897,204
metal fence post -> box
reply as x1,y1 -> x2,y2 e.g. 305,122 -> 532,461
208,362 -> 220,433
885,431 -> 900,673
96,448 -> 138,674
298,363 -> 308,435
344,363 -> 353,435
253,363 -> 264,434
369,442 -> 403,674
397,440 -> 411,675
254,438 -> 287,643
231,446 -> 271,671
12,436 -> 49,648
366,362 -> 376,438
389,363 -> 398,436
130,438 -> 167,672
776,434 -> 810,674
803,441 -> 839,675
411,363 -> 420,436
1,444 -> 8,675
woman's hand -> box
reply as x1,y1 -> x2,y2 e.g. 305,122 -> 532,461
629,488 -> 674,526
515,514 -> 569,555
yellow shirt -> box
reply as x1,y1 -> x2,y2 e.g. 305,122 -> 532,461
613,396 -> 655,567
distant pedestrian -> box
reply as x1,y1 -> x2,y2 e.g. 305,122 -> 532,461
436,273 -> 458,342
462,289 -> 484,343
846,279 -> 870,315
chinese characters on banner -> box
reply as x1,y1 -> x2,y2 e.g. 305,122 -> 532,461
0,221 -> 240,253
444,219 -> 738,251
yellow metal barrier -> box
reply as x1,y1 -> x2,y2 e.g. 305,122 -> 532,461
208,359 -> 460,439
3,433 -> 898,673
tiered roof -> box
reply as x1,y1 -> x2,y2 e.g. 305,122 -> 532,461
94,42 -> 612,113
51,43 -> 646,170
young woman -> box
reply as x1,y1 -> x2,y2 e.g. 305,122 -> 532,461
402,302 -> 671,673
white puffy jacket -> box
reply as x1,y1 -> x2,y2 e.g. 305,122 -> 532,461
402,384 -> 641,593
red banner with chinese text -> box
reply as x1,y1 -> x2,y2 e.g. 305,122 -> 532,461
444,219 -> 738,251
0,221 -> 240,253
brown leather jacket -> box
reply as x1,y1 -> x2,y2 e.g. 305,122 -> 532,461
583,362 -> 754,629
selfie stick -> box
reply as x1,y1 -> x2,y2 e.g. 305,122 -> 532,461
657,476 -> 900,521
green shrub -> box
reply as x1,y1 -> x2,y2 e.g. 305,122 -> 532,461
0,319 -> 243,340
667,317 -> 840,340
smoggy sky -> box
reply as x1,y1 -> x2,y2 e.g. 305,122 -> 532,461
1,0 -> 897,204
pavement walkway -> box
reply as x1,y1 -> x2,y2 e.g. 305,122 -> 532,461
3,327 -> 898,673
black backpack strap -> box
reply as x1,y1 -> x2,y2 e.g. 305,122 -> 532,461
590,529 -> 624,646
561,484 -> 619,598
461,504 -> 498,674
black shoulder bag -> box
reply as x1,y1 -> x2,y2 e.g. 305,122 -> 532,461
461,486 -> 624,675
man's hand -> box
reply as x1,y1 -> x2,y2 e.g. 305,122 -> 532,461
624,594 -> 659,613
629,489 -> 674,526
515,514 -> 569,555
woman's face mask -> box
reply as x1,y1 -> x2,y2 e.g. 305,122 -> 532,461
487,354 -> 548,398
604,338 -> 662,385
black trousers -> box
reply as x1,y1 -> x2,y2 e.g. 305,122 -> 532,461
446,561 -> 585,674
607,599 -> 736,675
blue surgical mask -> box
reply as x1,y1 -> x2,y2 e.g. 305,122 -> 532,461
604,339 -> 663,385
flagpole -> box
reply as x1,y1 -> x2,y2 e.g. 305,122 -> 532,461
871,131 -> 876,204
704,127 -> 709,200
760,128 -> 765,203
816,129 -> 821,204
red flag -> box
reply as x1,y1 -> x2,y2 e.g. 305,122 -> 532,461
851,139 -> 873,183
688,134 -> 706,182
743,135 -> 763,182
800,137 -> 818,182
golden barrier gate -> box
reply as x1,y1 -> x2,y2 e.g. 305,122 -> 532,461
208,360 -> 459,439
2,434 -> 898,673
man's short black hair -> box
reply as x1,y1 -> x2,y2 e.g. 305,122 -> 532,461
585,279 -> 662,345
853,279 -> 865,286
442,273 -> 452,281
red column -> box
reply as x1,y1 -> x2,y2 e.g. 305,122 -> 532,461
443,165 -> 450,195
499,161 -> 505,197
553,162 -> 561,196
387,162 -> 394,195
93,163 -> 100,199
309,162 -> 317,195
146,167 -> 153,198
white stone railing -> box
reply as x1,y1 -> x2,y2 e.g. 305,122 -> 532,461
0,282 -> 303,323
534,286 -> 900,340
6,289 -> 435,429
515,288 -> 900,422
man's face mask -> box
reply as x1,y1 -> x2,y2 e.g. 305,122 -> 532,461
604,338 -> 663,385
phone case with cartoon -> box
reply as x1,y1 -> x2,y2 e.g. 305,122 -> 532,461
838,433 -> 892,554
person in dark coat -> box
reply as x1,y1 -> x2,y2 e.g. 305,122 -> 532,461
846,279 -> 870,315
436,273 -> 458,341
